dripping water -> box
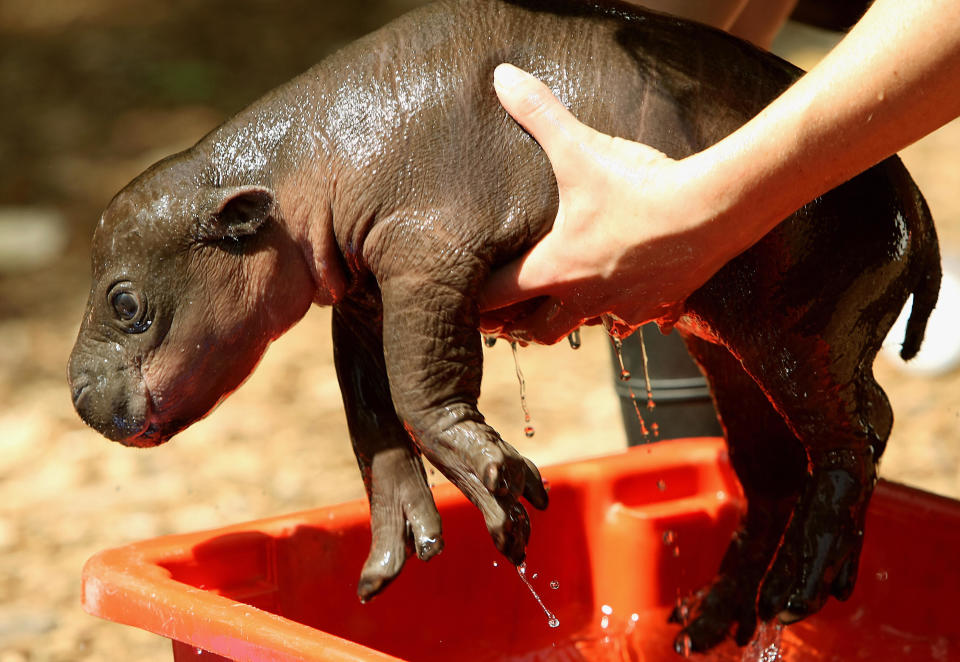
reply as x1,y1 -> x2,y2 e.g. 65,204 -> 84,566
567,328 -> 581,349
603,316 -> 651,441
637,327 -> 656,413
743,622 -> 784,661
517,562 -> 560,628
510,341 -> 535,437
636,327 -> 659,439
610,335 -> 631,382
603,318 -> 662,441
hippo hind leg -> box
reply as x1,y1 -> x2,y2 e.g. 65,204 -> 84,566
730,329 -> 893,626
671,335 -> 807,652
755,369 -> 892,623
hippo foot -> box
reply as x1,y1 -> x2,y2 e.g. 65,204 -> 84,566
443,440 -> 547,565
357,447 -> 445,602
669,527 -> 772,653
670,575 -> 761,653
412,418 -> 548,564
757,450 -> 876,623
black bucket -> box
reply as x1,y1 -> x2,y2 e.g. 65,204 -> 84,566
610,324 -> 722,445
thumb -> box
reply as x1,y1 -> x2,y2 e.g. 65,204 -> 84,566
493,64 -> 594,179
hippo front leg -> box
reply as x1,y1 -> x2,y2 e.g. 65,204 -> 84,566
377,270 -> 549,564
332,300 -> 444,600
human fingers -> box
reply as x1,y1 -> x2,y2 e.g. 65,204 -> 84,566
503,295 -> 589,346
493,63 -> 600,182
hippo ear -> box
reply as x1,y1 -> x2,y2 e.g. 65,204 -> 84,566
197,186 -> 275,241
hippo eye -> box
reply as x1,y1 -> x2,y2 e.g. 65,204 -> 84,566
108,284 -> 151,333
112,291 -> 139,320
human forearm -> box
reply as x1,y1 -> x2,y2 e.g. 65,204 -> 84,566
693,0 -> 960,264
620,0 -> 747,29
621,0 -> 796,47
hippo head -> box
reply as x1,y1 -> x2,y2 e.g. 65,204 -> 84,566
68,153 -> 314,447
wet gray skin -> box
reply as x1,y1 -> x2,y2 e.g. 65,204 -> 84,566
68,0 -> 940,652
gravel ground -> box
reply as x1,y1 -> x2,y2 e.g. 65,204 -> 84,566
1,5 -> 958,661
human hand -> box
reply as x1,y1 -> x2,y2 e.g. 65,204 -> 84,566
478,64 -> 741,344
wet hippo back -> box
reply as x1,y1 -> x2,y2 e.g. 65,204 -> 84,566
310,0 -> 805,274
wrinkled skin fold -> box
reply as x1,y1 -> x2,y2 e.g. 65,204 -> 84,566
67,0 -> 940,652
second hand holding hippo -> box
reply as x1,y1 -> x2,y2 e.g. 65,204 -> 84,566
68,0 -> 940,653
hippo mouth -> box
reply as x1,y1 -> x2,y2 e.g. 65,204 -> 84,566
120,421 -> 168,448
118,382 -> 172,448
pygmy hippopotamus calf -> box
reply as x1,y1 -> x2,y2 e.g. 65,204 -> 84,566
68,0 -> 941,653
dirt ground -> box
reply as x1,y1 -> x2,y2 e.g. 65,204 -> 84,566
0,3 -> 958,661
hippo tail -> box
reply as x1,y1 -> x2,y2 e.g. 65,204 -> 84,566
899,192 -> 942,362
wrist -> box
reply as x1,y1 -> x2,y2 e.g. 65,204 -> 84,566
671,150 -> 768,272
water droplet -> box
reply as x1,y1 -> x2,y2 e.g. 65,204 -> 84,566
662,530 -> 676,545
675,600 -> 690,622
627,390 -> 650,441
672,546 -> 681,558
631,613 -> 639,623
605,326 -> 632,382
550,580 -> 560,590
876,570 -> 889,581
601,604 -> 613,615
600,615 -> 610,629
651,422 -> 660,438
656,479 -> 667,491
510,341 -> 534,438
548,617 -> 560,628
532,572 -> 538,579
493,561 -> 499,568
483,334 -> 498,348
567,329 -> 581,349
676,633 -> 692,657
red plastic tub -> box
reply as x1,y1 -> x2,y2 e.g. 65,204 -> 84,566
81,438 -> 960,661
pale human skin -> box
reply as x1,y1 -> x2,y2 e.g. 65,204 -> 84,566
479,0 -> 960,344
626,0 -> 798,49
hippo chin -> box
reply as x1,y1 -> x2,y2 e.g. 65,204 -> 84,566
68,0 -> 940,652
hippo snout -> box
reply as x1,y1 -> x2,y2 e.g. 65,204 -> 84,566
68,349 -> 158,447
